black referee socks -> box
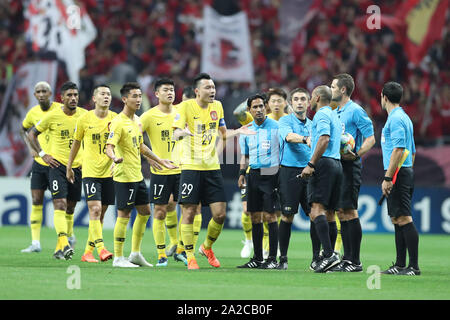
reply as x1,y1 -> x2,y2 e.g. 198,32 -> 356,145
394,224 -> 407,267
313,215 -> 333,258
252,222 -> 264,261
400,222 -> 419,270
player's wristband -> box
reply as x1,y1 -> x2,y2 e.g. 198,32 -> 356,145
239,169 -> 247,176
354,152 -> 360,160
383,176 -> 393,182
307,162 -> 316,169
38,150 -> 46,158
302,136 -> 308,144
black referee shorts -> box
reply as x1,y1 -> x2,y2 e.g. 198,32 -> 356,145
339,159 -> 362,210
387,167 -> 414,218
247,168 -> 278,213
307,157 -> 343,211
279,165 -> 310,216
30,160 -> 50,191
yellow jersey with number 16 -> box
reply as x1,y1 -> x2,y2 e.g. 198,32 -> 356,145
74,110 -> 117,178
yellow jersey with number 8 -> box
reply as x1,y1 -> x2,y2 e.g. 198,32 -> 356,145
35,106 -> 87,168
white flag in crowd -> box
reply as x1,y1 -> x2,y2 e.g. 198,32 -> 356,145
201,6 -> 254,83
24,0 -> 97,85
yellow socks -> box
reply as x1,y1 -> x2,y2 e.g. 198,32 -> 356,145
54,209 -> 69,250
131,214 -> 149,253
176,214 -> 185,254
114,217 -> 129,257
241,212 -> 252,241
334,212 -> 342,253
84,227 -> 95,254
180,223 -> 194,259
30,205 -> 43,242
193,213 -> 202,249
263,222 -> 269,252
165,209 -> 178,247
153,218 -> 167,258
66,213 -> 74,237
203,219 -> 223,250
90,219 -> 105,254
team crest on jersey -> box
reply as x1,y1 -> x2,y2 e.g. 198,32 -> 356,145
210,111 -> 218,121
109,131 -> 114,139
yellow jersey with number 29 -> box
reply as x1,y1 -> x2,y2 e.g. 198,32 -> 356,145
173,99 -> 225,171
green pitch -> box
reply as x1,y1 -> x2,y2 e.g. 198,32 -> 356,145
0,226 -> 449,300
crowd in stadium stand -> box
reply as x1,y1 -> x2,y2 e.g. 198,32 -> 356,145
1,0 -> 449,145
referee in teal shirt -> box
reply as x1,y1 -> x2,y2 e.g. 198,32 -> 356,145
380,81 -> 420,276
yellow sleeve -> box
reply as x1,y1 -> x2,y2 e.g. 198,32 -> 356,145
240,112 -> 253,126
22,109 -> 35,129
106,119 -> 121,147
35,112 -> 51,133
173,102 -> 186,129
73,115 -> 86,141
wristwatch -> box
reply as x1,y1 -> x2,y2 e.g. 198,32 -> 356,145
302,136 -> 308,144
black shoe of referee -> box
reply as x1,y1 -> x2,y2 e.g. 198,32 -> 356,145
259,257 -> 278,269
396,266 -> 421,276
276,256 -> 288,270
237,258 -> 263,269
314,252 -> 340,273
380,263 -> 405,275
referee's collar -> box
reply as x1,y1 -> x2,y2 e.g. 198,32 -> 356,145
252,116 -> 268,128
336,100 -> 353,113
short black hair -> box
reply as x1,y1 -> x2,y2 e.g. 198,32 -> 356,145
289,88 -> 310,101
182,86 -> 196,99
333,73 -> 355,97
93,84 -> 111,95
382,81 -> 403,104
193,73 -> 212,88
247,94 -> 266,108
120,82 -> 141,97
60,81 -> 78,95
266,87 -> 287,101
154,78 -> 175,92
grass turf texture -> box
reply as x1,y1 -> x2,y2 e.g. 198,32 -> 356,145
0,226 -> 449,300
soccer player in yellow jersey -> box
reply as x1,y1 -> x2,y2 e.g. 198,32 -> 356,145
173,73 -> 254,270
140,78 -> 182,267
66,84 -> 116,263
20,81 -> 61,253
106,82 -> 176,268
28,81 -> 87,260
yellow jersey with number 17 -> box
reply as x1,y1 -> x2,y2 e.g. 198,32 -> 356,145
35,106 -> 87,168
141,106 -> 181,175
22,102 -> 62,166
74,110 -> 117,178
106,112 -> 143,183
173,99 -> 225,171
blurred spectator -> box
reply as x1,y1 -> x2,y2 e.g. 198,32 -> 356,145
0,0 -> 449,145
